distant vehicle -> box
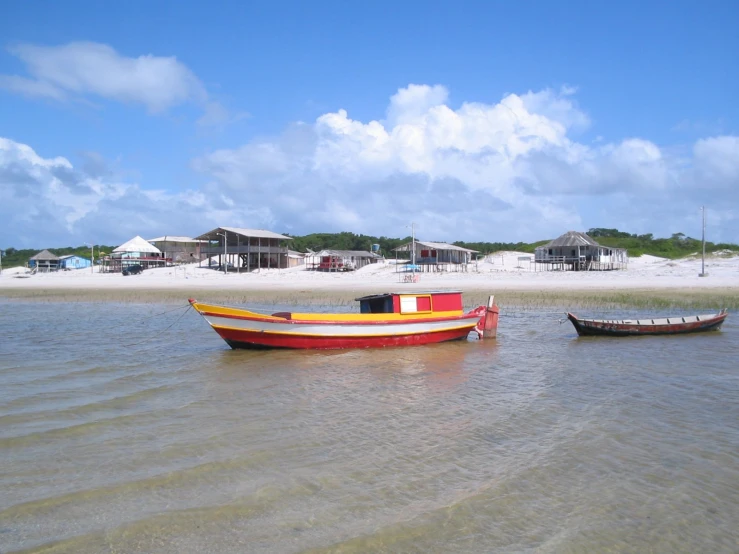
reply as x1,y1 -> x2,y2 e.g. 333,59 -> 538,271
122,264 -> 143,276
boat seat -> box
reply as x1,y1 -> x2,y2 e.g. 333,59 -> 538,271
271,312 -> 292,320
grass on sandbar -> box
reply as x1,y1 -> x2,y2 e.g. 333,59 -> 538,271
2,286 -> 738,312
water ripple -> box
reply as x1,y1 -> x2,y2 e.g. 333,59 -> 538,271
0,302 -> 737,553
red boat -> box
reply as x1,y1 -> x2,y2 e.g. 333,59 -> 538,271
566,309 -> 728,337
189,291 -> 499,350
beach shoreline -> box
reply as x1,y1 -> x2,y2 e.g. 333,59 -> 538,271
2,251 -> 737,309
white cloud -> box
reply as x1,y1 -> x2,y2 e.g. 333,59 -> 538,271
693,136 -> 739,186
2,85 -> 739,247
0,42 -> 235,123
0,137 -> 218,247
190,84 -> 739,243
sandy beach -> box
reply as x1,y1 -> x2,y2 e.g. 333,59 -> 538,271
1,251 -> 738,308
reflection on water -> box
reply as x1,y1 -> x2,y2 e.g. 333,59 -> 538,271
0,301 -> 738,553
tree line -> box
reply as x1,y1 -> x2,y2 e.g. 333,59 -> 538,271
2,229 -> 737,269
0,245 -> 116,270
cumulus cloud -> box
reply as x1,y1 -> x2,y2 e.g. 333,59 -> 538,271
0,42 -> 232,122
189,84 -> 739,242
3,84 -> 739,247
0,137 -> 217,247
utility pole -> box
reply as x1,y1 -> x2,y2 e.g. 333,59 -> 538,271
85,242 -> 94,274
699,206 -> 707,277
407,222 -> 417,272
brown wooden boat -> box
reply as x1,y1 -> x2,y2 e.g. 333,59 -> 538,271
566,309 -> 728,337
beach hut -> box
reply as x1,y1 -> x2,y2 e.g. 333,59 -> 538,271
393,241 -> 477,272
29,250 -> 60,272
305,250 -> 382,271
58,255 -> 91,270
534,231 -> 628,271
102,236 -> 165,273
194,227 -> 293,271
147,236 -> 206,264
287,250 -> 306,268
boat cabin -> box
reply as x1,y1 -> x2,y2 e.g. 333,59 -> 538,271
356,291 -> 464,315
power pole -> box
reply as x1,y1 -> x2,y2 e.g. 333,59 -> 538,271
85,242 -> 94,273
410,222 -> 416,271
699,206 -> 707,277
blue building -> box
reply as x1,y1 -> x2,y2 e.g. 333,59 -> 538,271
58,255 -> 92,270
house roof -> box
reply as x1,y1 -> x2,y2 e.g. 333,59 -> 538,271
147,236 -> 207,243
113,236 -> 163,254
394,241 -> 478,253
194,227 -> 292,241
30,249 -> 60,261
315,249 -> 381,258
58,254 -> 89,260
540,231 -> 600,248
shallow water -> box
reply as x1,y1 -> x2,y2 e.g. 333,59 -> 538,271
1,300 -> 738,553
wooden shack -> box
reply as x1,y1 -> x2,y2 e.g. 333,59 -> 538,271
534,231 -> 628,271
305,249 -> 381,271
147,236 -> 206,264
195,227 -> 292,271
58,255 -> 91,270
393,241 -> 477,272
29,249 -> 60,272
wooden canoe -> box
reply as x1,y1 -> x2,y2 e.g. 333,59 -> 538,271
566,309 -> 728,337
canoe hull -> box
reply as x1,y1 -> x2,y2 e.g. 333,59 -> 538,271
567,311 -> 728,337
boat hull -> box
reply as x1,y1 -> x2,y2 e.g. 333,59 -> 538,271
567,311 -> 728,337
218,326 -> 475,349
190,300 -> 485,350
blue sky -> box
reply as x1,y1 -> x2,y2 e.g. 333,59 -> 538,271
1,0 -> 737,248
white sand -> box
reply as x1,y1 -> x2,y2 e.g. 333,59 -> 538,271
1,251 -> 737,294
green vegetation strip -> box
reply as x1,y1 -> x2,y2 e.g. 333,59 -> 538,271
2,287 -> 737,311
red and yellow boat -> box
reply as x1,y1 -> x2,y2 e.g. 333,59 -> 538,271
189,291 -> 499,350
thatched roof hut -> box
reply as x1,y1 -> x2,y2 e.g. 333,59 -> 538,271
535,231 -> 627,271
543,231 -> 600,248
29,249 -> 60,272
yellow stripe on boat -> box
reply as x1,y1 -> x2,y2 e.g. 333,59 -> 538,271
192,302 -> 464,322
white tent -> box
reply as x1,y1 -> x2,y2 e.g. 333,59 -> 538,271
113,236 -> 162,254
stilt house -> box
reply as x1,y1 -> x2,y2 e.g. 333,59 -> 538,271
147,236 -> 206,264
305,250 -> 382,271
102,236 -> 166,272
393,241 -> 477,272
28,250 -> 60,272
195,227 -> 292,271
534,231 -> 628,271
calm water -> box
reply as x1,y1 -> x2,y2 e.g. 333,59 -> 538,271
1,299 -> 738,553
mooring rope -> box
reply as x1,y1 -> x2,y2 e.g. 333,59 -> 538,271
122,304 -> 193,348
139,303 -> 194,320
